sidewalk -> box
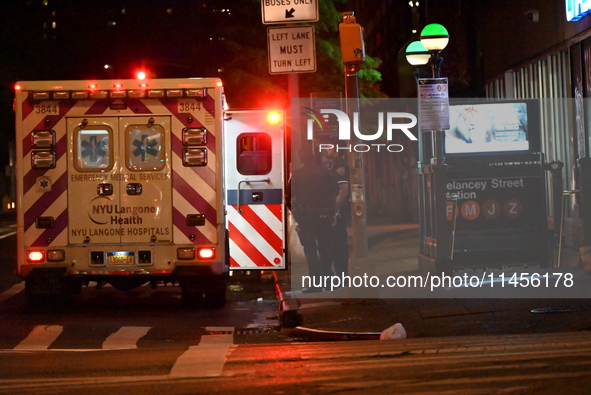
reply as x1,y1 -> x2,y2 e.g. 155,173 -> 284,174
275,224 -> 591,340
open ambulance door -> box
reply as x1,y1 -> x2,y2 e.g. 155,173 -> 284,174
224,110 -> 285,270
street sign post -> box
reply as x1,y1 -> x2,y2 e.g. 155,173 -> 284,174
261,0 -> 319,24
267,25 -> 316,74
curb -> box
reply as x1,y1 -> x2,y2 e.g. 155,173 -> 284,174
272,272 -> 302,328
273,272 -> 383,341
289,326 -> 380,341
273,226 -> 419,336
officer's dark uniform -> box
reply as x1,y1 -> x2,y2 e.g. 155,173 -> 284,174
290,151 -> 336,281
328,154 -> 350,277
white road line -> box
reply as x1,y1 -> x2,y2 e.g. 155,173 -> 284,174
102,326 -> 151,350
0,231 -> 16,241
169,327 -> 235,378
0,282 -> 25,304
13,325 -> 64,350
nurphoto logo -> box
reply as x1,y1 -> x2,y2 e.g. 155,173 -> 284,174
302,107 -> 418,153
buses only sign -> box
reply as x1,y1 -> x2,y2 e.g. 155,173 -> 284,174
261,0 -> 319,24
267,25 -> 316,74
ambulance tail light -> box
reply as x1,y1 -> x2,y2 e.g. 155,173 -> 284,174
177,248 -> 196,260
182,148 -> 207,166
47,250 -> 65,262
26,250 -> 45,263
197,247 -> 215,260
31,151 -> 56,169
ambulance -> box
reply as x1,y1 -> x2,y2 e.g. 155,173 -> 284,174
14,77 -> 286,307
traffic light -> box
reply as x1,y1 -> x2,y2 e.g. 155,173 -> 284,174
339,13 -> 365,64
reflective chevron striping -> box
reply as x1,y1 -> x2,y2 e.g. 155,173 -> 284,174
227,204 -> 283,268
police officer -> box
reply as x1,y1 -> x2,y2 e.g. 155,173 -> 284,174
289,147 -> 337,291
324,146 -> 350,277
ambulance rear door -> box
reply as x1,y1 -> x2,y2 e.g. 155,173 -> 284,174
224,110 -> 285,269
67,116 -> 172,247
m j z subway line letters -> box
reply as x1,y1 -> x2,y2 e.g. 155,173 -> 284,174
446,178 -> 526,221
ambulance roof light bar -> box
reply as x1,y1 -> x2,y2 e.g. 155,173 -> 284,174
19,78 -> 222,101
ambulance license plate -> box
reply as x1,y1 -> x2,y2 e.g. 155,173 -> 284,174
107,252 -> 135,265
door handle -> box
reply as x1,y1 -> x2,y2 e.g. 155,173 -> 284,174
237,178 -> 270,213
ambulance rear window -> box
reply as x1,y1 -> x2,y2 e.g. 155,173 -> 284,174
237,133 -> 272,175
74,128 -> 112,171
126,125 -> 166,171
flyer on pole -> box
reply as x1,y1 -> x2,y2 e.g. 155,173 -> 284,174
418,78 -> 450,131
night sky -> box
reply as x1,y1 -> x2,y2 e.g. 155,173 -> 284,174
0,0 -> 264,169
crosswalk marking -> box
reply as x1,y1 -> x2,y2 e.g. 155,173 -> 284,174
102,326 -> 151,350
14,325 -> 64,350
169,327 -> 235,378
5,325 -> 241,353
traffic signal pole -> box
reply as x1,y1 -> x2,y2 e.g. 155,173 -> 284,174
339,13 -> 372,281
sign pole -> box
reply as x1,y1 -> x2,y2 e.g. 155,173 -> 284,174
417,78 -> 451,273
344,64 -> 369,261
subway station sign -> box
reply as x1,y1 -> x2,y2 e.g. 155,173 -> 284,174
566,0 -> 591,21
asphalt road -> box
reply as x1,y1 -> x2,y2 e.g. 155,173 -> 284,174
3,330 -> 591,394
3,217 -> 591,393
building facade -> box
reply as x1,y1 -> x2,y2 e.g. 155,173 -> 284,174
485,1 -> 591,248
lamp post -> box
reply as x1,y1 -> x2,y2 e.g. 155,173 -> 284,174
419,23 -> 449,78
406,24 -> 452,274
405,40 -> 430,84
405,40 -> 431,164
405,40 -> 431,67
419,23 -> 449,166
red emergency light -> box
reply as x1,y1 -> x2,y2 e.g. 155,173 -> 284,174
267,111 -> 282,125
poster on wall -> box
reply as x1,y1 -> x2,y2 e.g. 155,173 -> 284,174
570,41 -> 586,159
582,37 -> 591,154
